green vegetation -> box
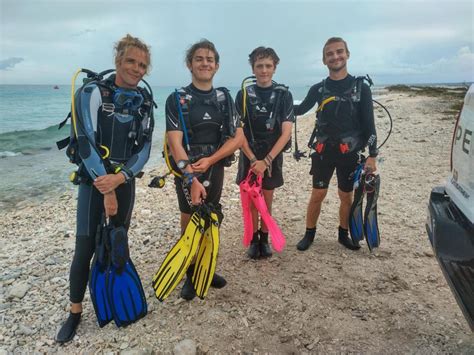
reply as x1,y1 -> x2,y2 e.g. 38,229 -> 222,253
386,84 -> 468,100
387,84 -> 469,118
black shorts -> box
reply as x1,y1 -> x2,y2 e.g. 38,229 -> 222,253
310,147 -> 361,192
236,151 -> 284,190
175,161 -> 225,214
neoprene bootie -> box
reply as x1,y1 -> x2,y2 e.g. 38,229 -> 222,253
338,226 -> 361,250
259,230 -> 272,257
247,232 -> 260,259
56,312 -> 81,344
297,228 -> 316,251
181,264 -> 196,301
211,273 -> 227,288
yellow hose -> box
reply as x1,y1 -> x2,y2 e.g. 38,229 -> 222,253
70,68 -> 82,138
317,96 -> 336,112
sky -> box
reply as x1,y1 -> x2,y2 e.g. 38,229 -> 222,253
0,0 -> 473,86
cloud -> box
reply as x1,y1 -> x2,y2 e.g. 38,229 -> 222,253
71,28 -> 96,37
0,57 -> 24,70
422,46 -> 474,75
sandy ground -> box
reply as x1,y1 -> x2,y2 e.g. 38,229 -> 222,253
1,88 -> 473,354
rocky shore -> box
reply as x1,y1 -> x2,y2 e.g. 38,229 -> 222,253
1,87 -> 473,354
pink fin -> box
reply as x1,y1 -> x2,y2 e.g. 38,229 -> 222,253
248,175 -> 286,252
239,173 -> 254,247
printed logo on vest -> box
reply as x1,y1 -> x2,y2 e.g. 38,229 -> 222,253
256,105 -> 267,113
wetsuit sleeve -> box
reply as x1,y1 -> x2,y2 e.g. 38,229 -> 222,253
294,83 -> 320,116
122,106 -> 154,179
76,84 -> 108,178
281,90 -> 295,123
165,92 -> 182,132
360,83 -> 378,157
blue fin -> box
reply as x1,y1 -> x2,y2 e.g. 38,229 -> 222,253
364,175 -> 381,251
89,260 -> 113,327
107,225 -> 147,327
349,183 -> 365,244
107,259 -> 147,327
89,221 -> 113,327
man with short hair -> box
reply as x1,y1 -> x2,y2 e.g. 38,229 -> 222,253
295,37 -> 377,251
165,39 -> 243,300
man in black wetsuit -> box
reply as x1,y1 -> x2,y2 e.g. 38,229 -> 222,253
235,47 -> 294,259
295,37 -> 377,251
56,34 -> 153,343
165,39 -> 243,300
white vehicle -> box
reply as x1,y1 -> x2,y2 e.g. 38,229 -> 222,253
426,85 -> 474,331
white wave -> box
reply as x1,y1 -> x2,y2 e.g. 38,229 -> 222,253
0,151 -> 23,158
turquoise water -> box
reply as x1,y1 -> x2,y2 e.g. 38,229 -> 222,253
0,83 -> 315,210
0,82 -> 387,210
0,85 -> 319,155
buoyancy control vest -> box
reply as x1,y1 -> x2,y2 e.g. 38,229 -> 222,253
56,69 -> 155,182
94,75 -> 154,159
174,86 -> 237,165
243,83 -> 291,151
308,76 -> 367,154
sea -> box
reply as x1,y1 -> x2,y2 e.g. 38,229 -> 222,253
0,83 -> 388,212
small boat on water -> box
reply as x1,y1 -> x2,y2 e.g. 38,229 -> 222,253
53,85 -> 59,89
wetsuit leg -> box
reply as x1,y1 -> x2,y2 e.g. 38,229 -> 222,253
310,151 -> 336,189
69,183 -> 103,303
262,153 -> 284,190
114,179 -> 136,230
236,152 -> 251,185
175,177 -> 193,214
175,162 -> 225,215
335,152 -> 360,193
206,162 -> 224,207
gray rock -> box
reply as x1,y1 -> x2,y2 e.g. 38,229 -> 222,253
45,258 -> 58,266
120,348 -> 152,355
173,339 -> 196,355
0,272 -> 21,282
16,324 -> 36,336
7,282 -> 29,299
50,277 -> 64,284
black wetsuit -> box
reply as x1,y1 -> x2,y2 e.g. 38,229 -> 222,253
235,84 -> 295,190
69,77 -> 153,303
295,75 -> 377,192
165,84 -> 238,215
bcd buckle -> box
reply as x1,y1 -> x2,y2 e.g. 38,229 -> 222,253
316,142 -> 325,154
339,143 -> 350,154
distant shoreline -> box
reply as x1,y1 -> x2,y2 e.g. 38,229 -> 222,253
0,81 -> 472,87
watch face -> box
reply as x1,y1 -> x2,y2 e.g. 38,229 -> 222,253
177,160 -> 188,169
